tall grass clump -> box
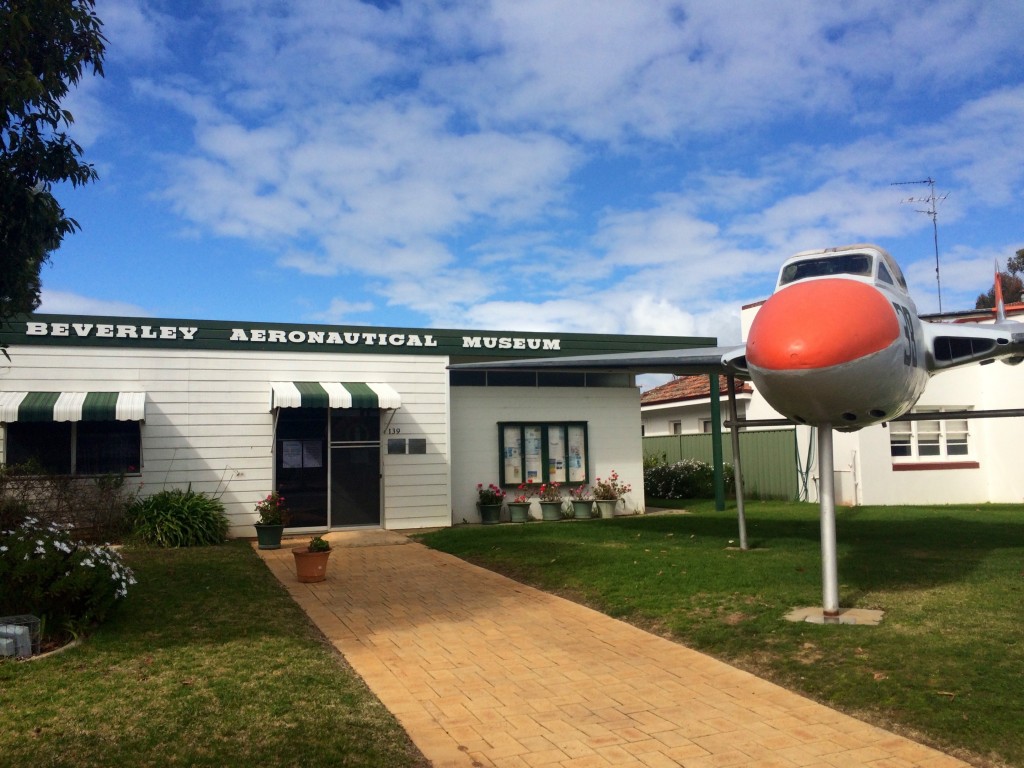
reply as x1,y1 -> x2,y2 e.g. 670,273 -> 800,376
128,487 -> 228,547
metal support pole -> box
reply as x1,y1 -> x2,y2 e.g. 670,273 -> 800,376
710,375 -> 725,511
817,424 -> 839,615
727,374 -> 747,550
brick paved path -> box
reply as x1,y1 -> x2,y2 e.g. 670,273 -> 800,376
255,533 -> 967,768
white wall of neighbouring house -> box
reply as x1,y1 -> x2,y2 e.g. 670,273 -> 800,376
450,386 -> 646,524
851,361 -> 1024,506
0,345 -> 453,535
640,396 -> 751,436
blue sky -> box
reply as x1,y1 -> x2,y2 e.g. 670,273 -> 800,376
42,0 -> 1024,346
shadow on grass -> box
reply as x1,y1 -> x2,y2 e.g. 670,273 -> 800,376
101,541 -> 305,653
627,505 -> 1024,595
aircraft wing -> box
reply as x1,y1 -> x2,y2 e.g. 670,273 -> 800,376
448,345 -> 748,376
924,319 -> 1024,371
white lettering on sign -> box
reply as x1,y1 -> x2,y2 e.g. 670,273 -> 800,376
22,322 -> 532,352
461,336 -> 558,350
25,322 -> 200,340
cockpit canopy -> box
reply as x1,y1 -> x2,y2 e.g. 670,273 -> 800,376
776,244 -> 909,296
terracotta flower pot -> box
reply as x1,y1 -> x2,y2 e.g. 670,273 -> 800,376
293,546 -> 331,583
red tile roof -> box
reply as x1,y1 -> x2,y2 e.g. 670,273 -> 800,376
641,374 -> 752,406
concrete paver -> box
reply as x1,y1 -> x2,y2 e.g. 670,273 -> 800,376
254,533 -> 969,768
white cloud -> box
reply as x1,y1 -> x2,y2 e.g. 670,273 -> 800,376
308,297 -> 376,324
80,0 -> 1024,340
39,290 -> 150,317
99,0 -> 172,63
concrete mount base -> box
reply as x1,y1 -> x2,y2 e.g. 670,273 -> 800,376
784,607 -> 885,626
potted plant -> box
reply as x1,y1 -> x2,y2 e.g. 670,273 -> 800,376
569,484 -> 595,520
476,482 -> 505,525
293,535 -> 331,583
593,471 -> 631,518
536,482 -> 564,521
253,492 -> 290,549
507,485 -> 534,523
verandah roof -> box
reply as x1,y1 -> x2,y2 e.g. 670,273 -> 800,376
0,391 -> 146,423
269,382 -> 402,410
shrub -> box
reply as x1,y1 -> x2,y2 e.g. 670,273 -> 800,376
643,452 -> 667,470
0,517 -> 136,638
128,488 -> 228,547
644,459 -> 735,499
0,462 -> 136,542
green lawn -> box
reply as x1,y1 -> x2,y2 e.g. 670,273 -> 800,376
0,542 -> 428,768
416,501 -> 1024,768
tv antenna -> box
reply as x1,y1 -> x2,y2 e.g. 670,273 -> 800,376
892,177 -> 949,312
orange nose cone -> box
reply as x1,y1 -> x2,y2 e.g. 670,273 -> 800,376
747,279 -> 901,371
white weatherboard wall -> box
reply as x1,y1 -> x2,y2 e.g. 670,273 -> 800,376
451,386 -> 645,523
0,346 -> 452,534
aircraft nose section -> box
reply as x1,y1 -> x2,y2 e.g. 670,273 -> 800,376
747,279 -> 901,371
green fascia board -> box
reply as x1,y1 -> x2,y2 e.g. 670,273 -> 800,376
3,313 -> 717,358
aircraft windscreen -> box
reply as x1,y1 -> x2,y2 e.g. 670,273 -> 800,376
779,253 -> 873,285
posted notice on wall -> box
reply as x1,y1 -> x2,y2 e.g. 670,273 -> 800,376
503,426 -> 522,482
282,440 -> 323,469
524,426 -> 542,483
548,426 -> 566,482
567,426 -> 586,482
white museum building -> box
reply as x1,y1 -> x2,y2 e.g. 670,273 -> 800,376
0,314 -> 711,535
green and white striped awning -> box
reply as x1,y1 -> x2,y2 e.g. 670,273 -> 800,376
269,382 -> 402,410
0,391 -> 146,423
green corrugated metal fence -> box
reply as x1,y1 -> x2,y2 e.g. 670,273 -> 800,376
643,429 -> 799,500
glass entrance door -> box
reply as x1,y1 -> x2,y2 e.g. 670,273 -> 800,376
329,409 -> 381,527
275,409 -> 328,528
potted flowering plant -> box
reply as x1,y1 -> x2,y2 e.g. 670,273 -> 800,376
507,484 -> 534,523
476,483 -> 505,525
592,471 -> 631,518
569,484 -> 595,520
253,492 -> 290,549
293,534 -> 331,583
536,482 -> 564,521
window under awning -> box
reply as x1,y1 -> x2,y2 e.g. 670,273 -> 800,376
269,382 -> 402,410
0,391 -> 147,423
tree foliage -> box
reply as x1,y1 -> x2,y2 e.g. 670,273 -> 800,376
1,0 -> 106,320
975,249 -> 1024,309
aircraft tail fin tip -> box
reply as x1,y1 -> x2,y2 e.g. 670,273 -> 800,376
994,259 -> 1007,323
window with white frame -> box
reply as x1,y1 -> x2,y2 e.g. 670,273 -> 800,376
889,409 -> 970,460
670,421 -> 682,435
